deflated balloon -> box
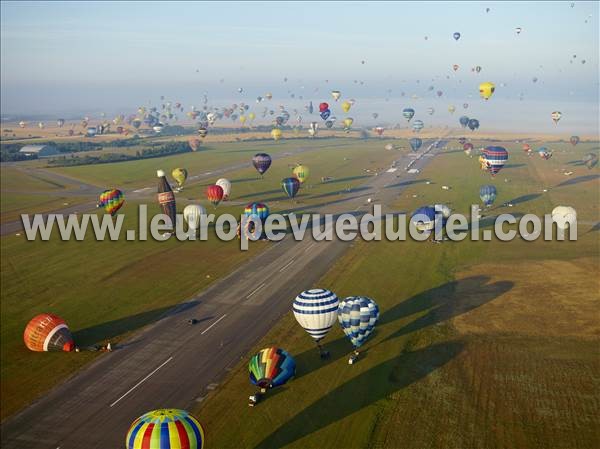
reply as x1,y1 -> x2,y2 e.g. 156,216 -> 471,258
24,314 -> 74,352
249,347 -> 296,389
411,206 -> 436,232
98,189 -> 125,216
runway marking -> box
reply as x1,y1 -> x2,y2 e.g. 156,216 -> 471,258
246,283 -> 266,299
279,259 -> 295,272
304,242 -> 316,253
201,314 -> 227,335
109,357 -> 173,407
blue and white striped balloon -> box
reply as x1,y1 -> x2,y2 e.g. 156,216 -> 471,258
338,296 -> 379,348
293,289 -> 339,342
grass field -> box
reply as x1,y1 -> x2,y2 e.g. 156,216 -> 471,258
192,139 -> 600,448
0,137 -> 401,420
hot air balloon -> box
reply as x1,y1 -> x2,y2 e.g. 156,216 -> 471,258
409,137 -> 423,152
152,123 -> 164,133
468,118 -> 480,131
483,146 -> 509,176
479,82 -> 495,100
464,142 -> 474,155
551,111 -> 562,124
320,109 -> 331,120
126,409 -> 205,449
325,119 -> 334,129
374,126 -> 385,136
453,32 -> 461,41
331,90 -> 341,101
249,347 -> 296,389
458,137 -> 467,145
516,26 -> 522,34
292,164 -> 310,184
384,143 -> 395,151
281,177 -> 300,199
57,118 -> 65,128
479,185 -> 497,207
570,136 -> 580,146
453,64 -> 459,71
402,108 -> 415,121
216,178 -> 231,200
538,147 -> 553,160
86,127 -> 97,137
308,121 -> 318,137
271,128 -> 282,141
372,112 -> 379,119
427,107 -> 435,115
412,120 -> 424,132
459,116 -> 470,128
171,168 -> 188,191
463,103 -> 469,109
205,184 -> 224,207
252,153 -> 272,176
475,66 -> 482,73
97,189 -> 124,216
448,105 -> 456,114
338,296 -> 379,350
343,117 -> 354,131
523,143 -> 532,154
341,101 -> 351,113
244,202 -> 270,222
293,289 -> 339,356
583,153 -> 598,169
24,313 -> 74,352
183,204 -> 207,231
411,206 -> 436,232
188,138 -> 201,151
551,206 -> 577,231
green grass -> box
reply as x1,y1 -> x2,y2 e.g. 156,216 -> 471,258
0,137 -> 401,420
193,139 -> 600,448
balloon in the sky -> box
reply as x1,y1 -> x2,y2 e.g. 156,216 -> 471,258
57,119 -> 65,128
516,27 -> 522,34
126,409 -> 205,449
453,32 -> 461,41
252,153 -> 272,176
427,107 -> 435,115
402,108 -> 415,121
448,105 -> 456,114
216,178 -> 232,200
338,296 -> 379,348
482,146 -> 509,176
320,109 -> 331,120
293,288 -> 339,343
292,164 -> 309,184
412,120 -> 424,132
453,64 -> 459,71
372,112 -> 379,119
281,177 -> 300,199
479,82 -> 495,100
551,111 -> 562,124
468,118 -> 480,131
374,126 -> 385,136
475,66 -> 482,73
183,204 -> 207,230
463,103 -> 469,109
343,117 -> 354,130
463,142 -> 474,155
24,314 -> 75,352
331,90 -> 341,101
171,168 -> 188,191
325,120 -> 334,129
97,189 -> 125,216
551,206 -> 577,231
308,121 -> 318,136
409,137 -> 423,152
459,116 -> 470,128
479,185 -> 497,207
570,136 -> 580,146
458,137 -> 467,145
249,347 -> 296,389
271,128 -> 282,141
436,90 -> 443,97
411,206 -> 436,232
341,101 -> 352,113
205,184 -> 224,207
198,127 -> 208,138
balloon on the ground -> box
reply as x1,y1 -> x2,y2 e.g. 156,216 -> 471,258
412,120 -> 424,132
293,288 -> 339,342
338,296 -> 379,348
551,111 -> 562,124
411,206 -> 436,232
216,178 -> 231,200
570,136 -> 580,146
188,138 -> 201,151
463,142 -> 474,155
523,143 -> 532,154
126,409 -> 205,449
281,177 -> 300,199
205,184 -> 224,207
483,146 -> 509,176
583,153 -> 598,169
480,185 -> 497,206
249,347 -> 296,388
252,153 -> 272,176
551,206 -> 577,231
538,147 -> 553,160
271,128 -> 282,141
244,202 -> 270,221
98,189 -> 125,216
292,164 -> 309,183
171,168 -> 188,190
409,137 -> 423,152
24,313 -> 74,352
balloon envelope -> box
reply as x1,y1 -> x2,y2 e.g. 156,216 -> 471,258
338,296 -> 379,348
482,146 -> 509,176
98,189 -> 124,216
216,178 -> 232,200
249,347 -> 296,388
292,165 -> 309,183
183,204 -> 206,230
252,153 -> 272,175
293,289 -> 339,342
479,185 -> 497,206
126,409 -> 205,449
281,177 -> 301,199
24,313 -> 74,352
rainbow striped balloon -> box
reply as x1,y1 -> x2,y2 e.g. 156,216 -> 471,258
98,189 -> 124,216
126,409 -> 204,449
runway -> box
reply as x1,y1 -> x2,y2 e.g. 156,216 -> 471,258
1,138 -> 447,448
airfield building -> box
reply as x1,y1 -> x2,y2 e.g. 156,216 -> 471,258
19,144 -> 59,158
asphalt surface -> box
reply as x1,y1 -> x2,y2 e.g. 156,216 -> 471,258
1,137 -> 447,448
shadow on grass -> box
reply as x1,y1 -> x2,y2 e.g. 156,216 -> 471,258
385,179 -> 429,189
73,300 -> 200,346
255,341 -> 464,449
321,175 -> 371,185
507,193 -> 541,205
293,276 -> 510,377
555,174 -> 599,187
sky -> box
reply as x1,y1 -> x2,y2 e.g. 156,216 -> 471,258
1,1 -> 598,133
